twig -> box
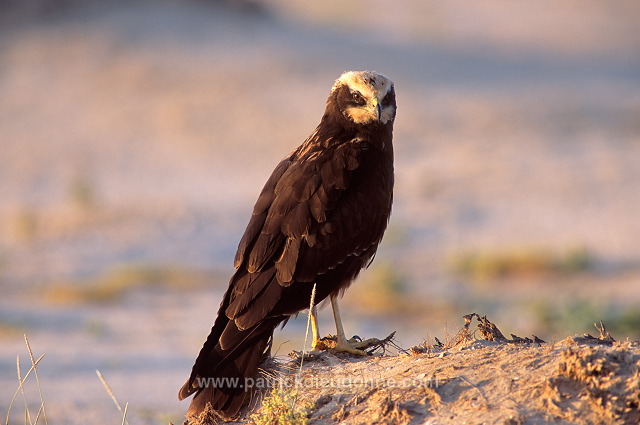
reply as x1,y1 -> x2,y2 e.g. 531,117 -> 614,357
594,321 -> 614,342
96,370 -> 130,425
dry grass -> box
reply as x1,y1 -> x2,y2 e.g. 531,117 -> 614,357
41,265 -> 218,304
5,335 -> 47,425
96,370 -> 129,425
449,245 -> 593,282
5,335 -> 129,425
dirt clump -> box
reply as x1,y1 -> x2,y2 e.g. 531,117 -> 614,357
544,342 -> 640,424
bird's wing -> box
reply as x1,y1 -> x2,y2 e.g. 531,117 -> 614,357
225,138 -> 380,330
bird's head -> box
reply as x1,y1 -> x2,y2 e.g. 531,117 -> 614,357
329,71 -> 396,126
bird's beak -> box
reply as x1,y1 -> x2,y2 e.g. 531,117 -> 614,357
370,97 -> 382,121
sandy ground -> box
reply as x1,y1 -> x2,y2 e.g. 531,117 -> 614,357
1,0 -> 640,423
235,316 -> 640,425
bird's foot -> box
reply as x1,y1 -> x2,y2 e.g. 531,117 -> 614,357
311,332 -> 396,356
332,336 -> 378,356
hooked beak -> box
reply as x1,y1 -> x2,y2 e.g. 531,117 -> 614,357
370,97 -> 382,121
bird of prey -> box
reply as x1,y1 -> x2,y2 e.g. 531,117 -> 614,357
179,70 -> 397,420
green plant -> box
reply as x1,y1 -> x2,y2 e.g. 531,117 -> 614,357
351,261 -> 408,313
530,299 -> 640,340
68,172 -> 97,209
449,245 -> 594,281
42,265 -> 217,304
0,319 -> 26,339
251,388 -> 310,425
11,208 -> 39,242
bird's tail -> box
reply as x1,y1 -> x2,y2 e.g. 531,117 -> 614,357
179,325 -> 274,421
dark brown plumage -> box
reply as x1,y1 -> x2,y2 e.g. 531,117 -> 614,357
179,70 -> 397,420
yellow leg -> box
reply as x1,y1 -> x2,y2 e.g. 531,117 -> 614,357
330,296 -> 371,355
330,295 -> 348,345
310,305 -> 321,350
310,295 -> 393,355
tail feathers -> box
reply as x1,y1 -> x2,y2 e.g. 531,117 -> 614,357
181,330 -> 272,421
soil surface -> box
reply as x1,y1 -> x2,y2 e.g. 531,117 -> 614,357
189,316 -> 640,425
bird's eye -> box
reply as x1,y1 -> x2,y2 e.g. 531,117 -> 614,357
382,91 -> 393,106
351,91 -> 364,105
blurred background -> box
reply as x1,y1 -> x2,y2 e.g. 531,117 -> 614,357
1,0 -> 639,423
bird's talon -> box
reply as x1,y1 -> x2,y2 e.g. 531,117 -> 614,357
326,337 -> 387,356
330,343 -> 368,356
